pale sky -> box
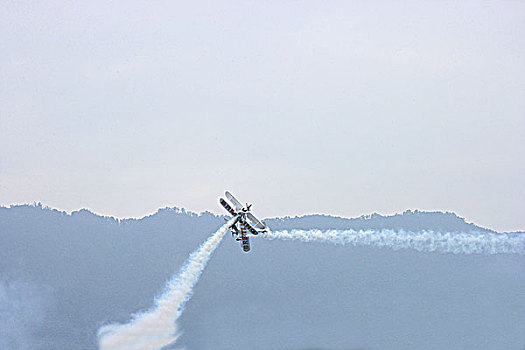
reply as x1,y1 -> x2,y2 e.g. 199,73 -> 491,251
1,1 -> 524,231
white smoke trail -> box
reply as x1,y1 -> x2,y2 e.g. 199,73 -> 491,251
261,229 -> 524,255
98,219 -> 235,350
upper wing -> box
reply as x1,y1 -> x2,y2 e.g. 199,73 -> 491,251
220,198 -> 237,216
247,212 -> 266,230
225,191 -> 244,211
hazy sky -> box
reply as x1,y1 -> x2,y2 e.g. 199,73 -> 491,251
1,1 -> 524,231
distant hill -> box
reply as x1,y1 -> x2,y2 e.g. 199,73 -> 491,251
0,203 -> 523,350
0,202 -> 506,233
265,210 -> 499,233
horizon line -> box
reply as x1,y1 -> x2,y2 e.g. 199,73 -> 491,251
3,201 -> 523,234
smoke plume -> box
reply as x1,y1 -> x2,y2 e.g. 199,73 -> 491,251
261,229 -> 524,255
98,219 -> 235,350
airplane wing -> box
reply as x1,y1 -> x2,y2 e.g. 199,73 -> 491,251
239,222 -> 251,252
225,191 -> 244,212
241,219 -> 260,235
241,233 -> 250,252
247,212 -> 266,230
219,198 -> 237,216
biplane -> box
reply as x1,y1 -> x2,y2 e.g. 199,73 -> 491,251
219,191 -> 267,252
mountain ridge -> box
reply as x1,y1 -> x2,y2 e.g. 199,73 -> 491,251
1,202 -> 518,234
